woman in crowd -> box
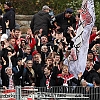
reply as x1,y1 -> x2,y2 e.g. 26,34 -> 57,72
26,60 -> 36,86
56,65 -> 82,86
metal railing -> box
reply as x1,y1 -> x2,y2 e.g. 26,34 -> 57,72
0,86 -> 100,100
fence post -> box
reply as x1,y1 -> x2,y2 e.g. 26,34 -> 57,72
15,86 -> 21,100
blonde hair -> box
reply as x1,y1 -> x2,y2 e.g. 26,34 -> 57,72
62,64 -> 68,70
26,60 -> 35,78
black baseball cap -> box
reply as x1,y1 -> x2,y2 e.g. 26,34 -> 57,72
65,8 -> 73,14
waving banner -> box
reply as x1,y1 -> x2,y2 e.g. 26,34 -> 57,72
64,0 -> 95,78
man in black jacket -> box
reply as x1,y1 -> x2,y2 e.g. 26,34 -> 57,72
30,5 -> 51,36
12,58 -> 27,86
2,1 -> 15,34
89,77 -> 100,100
3,67 -> 14,89
32,53 -> 44,87
84,63 -> 100,83
54,8 -> 76,33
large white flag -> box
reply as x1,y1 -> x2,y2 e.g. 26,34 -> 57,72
64,0 -> 95,78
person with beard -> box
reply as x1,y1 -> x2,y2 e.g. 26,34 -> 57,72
2,1 -> 15,34
83,62 -> 100,84
54,8 -> 76,33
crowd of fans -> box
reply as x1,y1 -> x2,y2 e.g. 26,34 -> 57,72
0,1 -> 100,97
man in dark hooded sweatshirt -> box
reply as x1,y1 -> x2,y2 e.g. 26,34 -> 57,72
2,1 -> 15,34
30,5 -> 51,36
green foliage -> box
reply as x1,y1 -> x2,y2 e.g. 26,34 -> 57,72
94,1 -> 100,29
0,0 -> 100,29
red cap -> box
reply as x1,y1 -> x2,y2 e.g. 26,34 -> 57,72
32,50 -> 38,56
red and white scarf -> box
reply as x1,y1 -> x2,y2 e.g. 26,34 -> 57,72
57,73 -> 74,86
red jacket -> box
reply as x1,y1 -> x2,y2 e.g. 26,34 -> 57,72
89,33 -> 96,44
14,37 -> 36,52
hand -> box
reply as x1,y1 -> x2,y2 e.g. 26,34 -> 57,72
58,42 -> 63,49
96,30 -> 100,36
16,39 -> 21,46
51,30 -> 56,38
38,57 -> 41,64
12,51 -> 16,56
50,46 -> 53,53
68,26 -> 74,31
5,20 -> 9,28
21,57 -> 26,65
65,45 -> 68,51
3,86 -> 7,90
63,37 -> 67,43
39,29 -> 43,34
88,64 -> 93,72
53,59 -> 56,66
56,26 -> 60,31
36,35 -> 40,40
94,36 -> 100,41
2,57 -> 6,65
32,83 -> 35,86
54,39 -> 58,46
22,57 -> 26,63
55,61 -> 59,66
78,72 -> 82,80
10,29 -> 15,37
86,87 -> 90,92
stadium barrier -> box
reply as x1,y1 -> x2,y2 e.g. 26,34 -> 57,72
0,86 -> 100,100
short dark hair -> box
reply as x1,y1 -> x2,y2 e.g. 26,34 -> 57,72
93,77 -> 100,86
14,28 -> 20,32
41,35 -> 48,39
34,30 -> 40,35
45,57 -> 53,62
44,66 -> 52,72
54,54 -> 60,58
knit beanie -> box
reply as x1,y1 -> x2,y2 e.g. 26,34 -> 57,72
4,1 -> 11,7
